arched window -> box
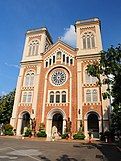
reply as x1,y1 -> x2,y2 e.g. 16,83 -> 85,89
30,73 -> 34,86
28,40 -> 39,56
27,92 -> 32,103
85,71 -> 90,84
92,76 -> 97,84
91,34 -> 95,48
82,32 -> 95,49
63,54 -> 65,62
24,72 -> 35,87
57,51 -> 61,59
22,92 -> 27,103
92,89 -> 98,102
86,90 -> 91,102
46,61 -> 48,67
56,91 -> 60,103
50,91 -> 54,103
85,70 -> 97,84
82,35 -> 86,49
25,74 -> 30,86
53,55 -> 55,64
87,35 -> 91,49
62,91 -> 66,103
35,42 -> 39,55
86,89 -> 98,103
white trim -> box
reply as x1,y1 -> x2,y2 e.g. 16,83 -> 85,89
46,108 -> 67,137
84,110 -> 101,138
49,69 -> 68,86
45,64 -> 72,79
69,76 -> 72,120
16,110 -> 30,136
48,89 -> 68,103
84,88 -> 99,103
84,110 -> 101,120
44,49 -> 75,68
21,91 -> 33,103
44,65 -> 72,121
42,78 -> 47,122
77,61 -> 82,128
10,67 -> 24,129
32,65 -> 41,118
47,108 -> 66,120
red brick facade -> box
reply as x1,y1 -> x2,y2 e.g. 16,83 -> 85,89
10,18 -> 109,138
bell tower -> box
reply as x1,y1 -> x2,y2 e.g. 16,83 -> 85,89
22,27 -> 53,62
75,18 -> 104,133
75,18 -> 102,56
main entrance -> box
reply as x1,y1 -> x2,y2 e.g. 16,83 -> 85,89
46,108 -> 66,138
52,113 -> 63,134
21,112 -> 30,134
87,113 -> 99,138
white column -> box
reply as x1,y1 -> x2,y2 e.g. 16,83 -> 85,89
63,119 -> 66,134
42,78 -> 47,122
84,120 -> 88,139
31,66 -> 41,119
46,119 -> 52,138
40,33 -> 46,53
77,60 -> 82,130
10,67 -> 24,129
69,76 -> 72,120
16,118 -> 22,136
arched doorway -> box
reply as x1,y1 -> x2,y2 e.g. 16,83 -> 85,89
21,112 -> 30,134
52,113 -> 63,134
46,108 -> 66,138
87,113 -> 99,138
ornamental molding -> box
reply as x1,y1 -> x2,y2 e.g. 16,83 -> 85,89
25,65 -> 37,69
80,26 -> 96,34
50,69 -> 67,86
28,35 -> 41,42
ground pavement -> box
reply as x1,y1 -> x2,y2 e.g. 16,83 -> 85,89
0,136 -> 121,161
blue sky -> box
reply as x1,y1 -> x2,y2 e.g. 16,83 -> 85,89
0,0 -> 121,96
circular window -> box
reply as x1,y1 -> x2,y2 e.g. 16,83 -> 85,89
51,70 -> 67,86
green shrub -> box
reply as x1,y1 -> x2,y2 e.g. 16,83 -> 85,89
37,130 -> 47,137
39,123 -> 45,131
4,129 -> 14,136
3,124 -> 14,136
24,128 -> 32,137
61,133 -> 68,139
3,124 -> 13,131
73,133 -> 85,140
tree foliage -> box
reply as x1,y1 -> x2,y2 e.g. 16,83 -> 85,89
0,89 -> 15,124
87,45 -> 121,132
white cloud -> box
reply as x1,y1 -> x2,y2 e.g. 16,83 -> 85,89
61,25 -> 76,47
5,62 -> 19,68
0,91 -> 7,96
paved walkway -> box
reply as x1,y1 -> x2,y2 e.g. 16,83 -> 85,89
0,136 -> 121,161
0,135 -> 100,143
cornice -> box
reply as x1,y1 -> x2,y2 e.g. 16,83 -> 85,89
43,40 -> 76,56
76,53 -> 100,60
20,59 -> 43,65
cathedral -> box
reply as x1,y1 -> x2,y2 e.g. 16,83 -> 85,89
10,18 -> 110,139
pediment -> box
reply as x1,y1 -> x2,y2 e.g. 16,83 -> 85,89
43,40 -> 77,68
43,40 -> 76,59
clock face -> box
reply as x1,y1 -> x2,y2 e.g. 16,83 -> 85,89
51,70 -> 66,86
